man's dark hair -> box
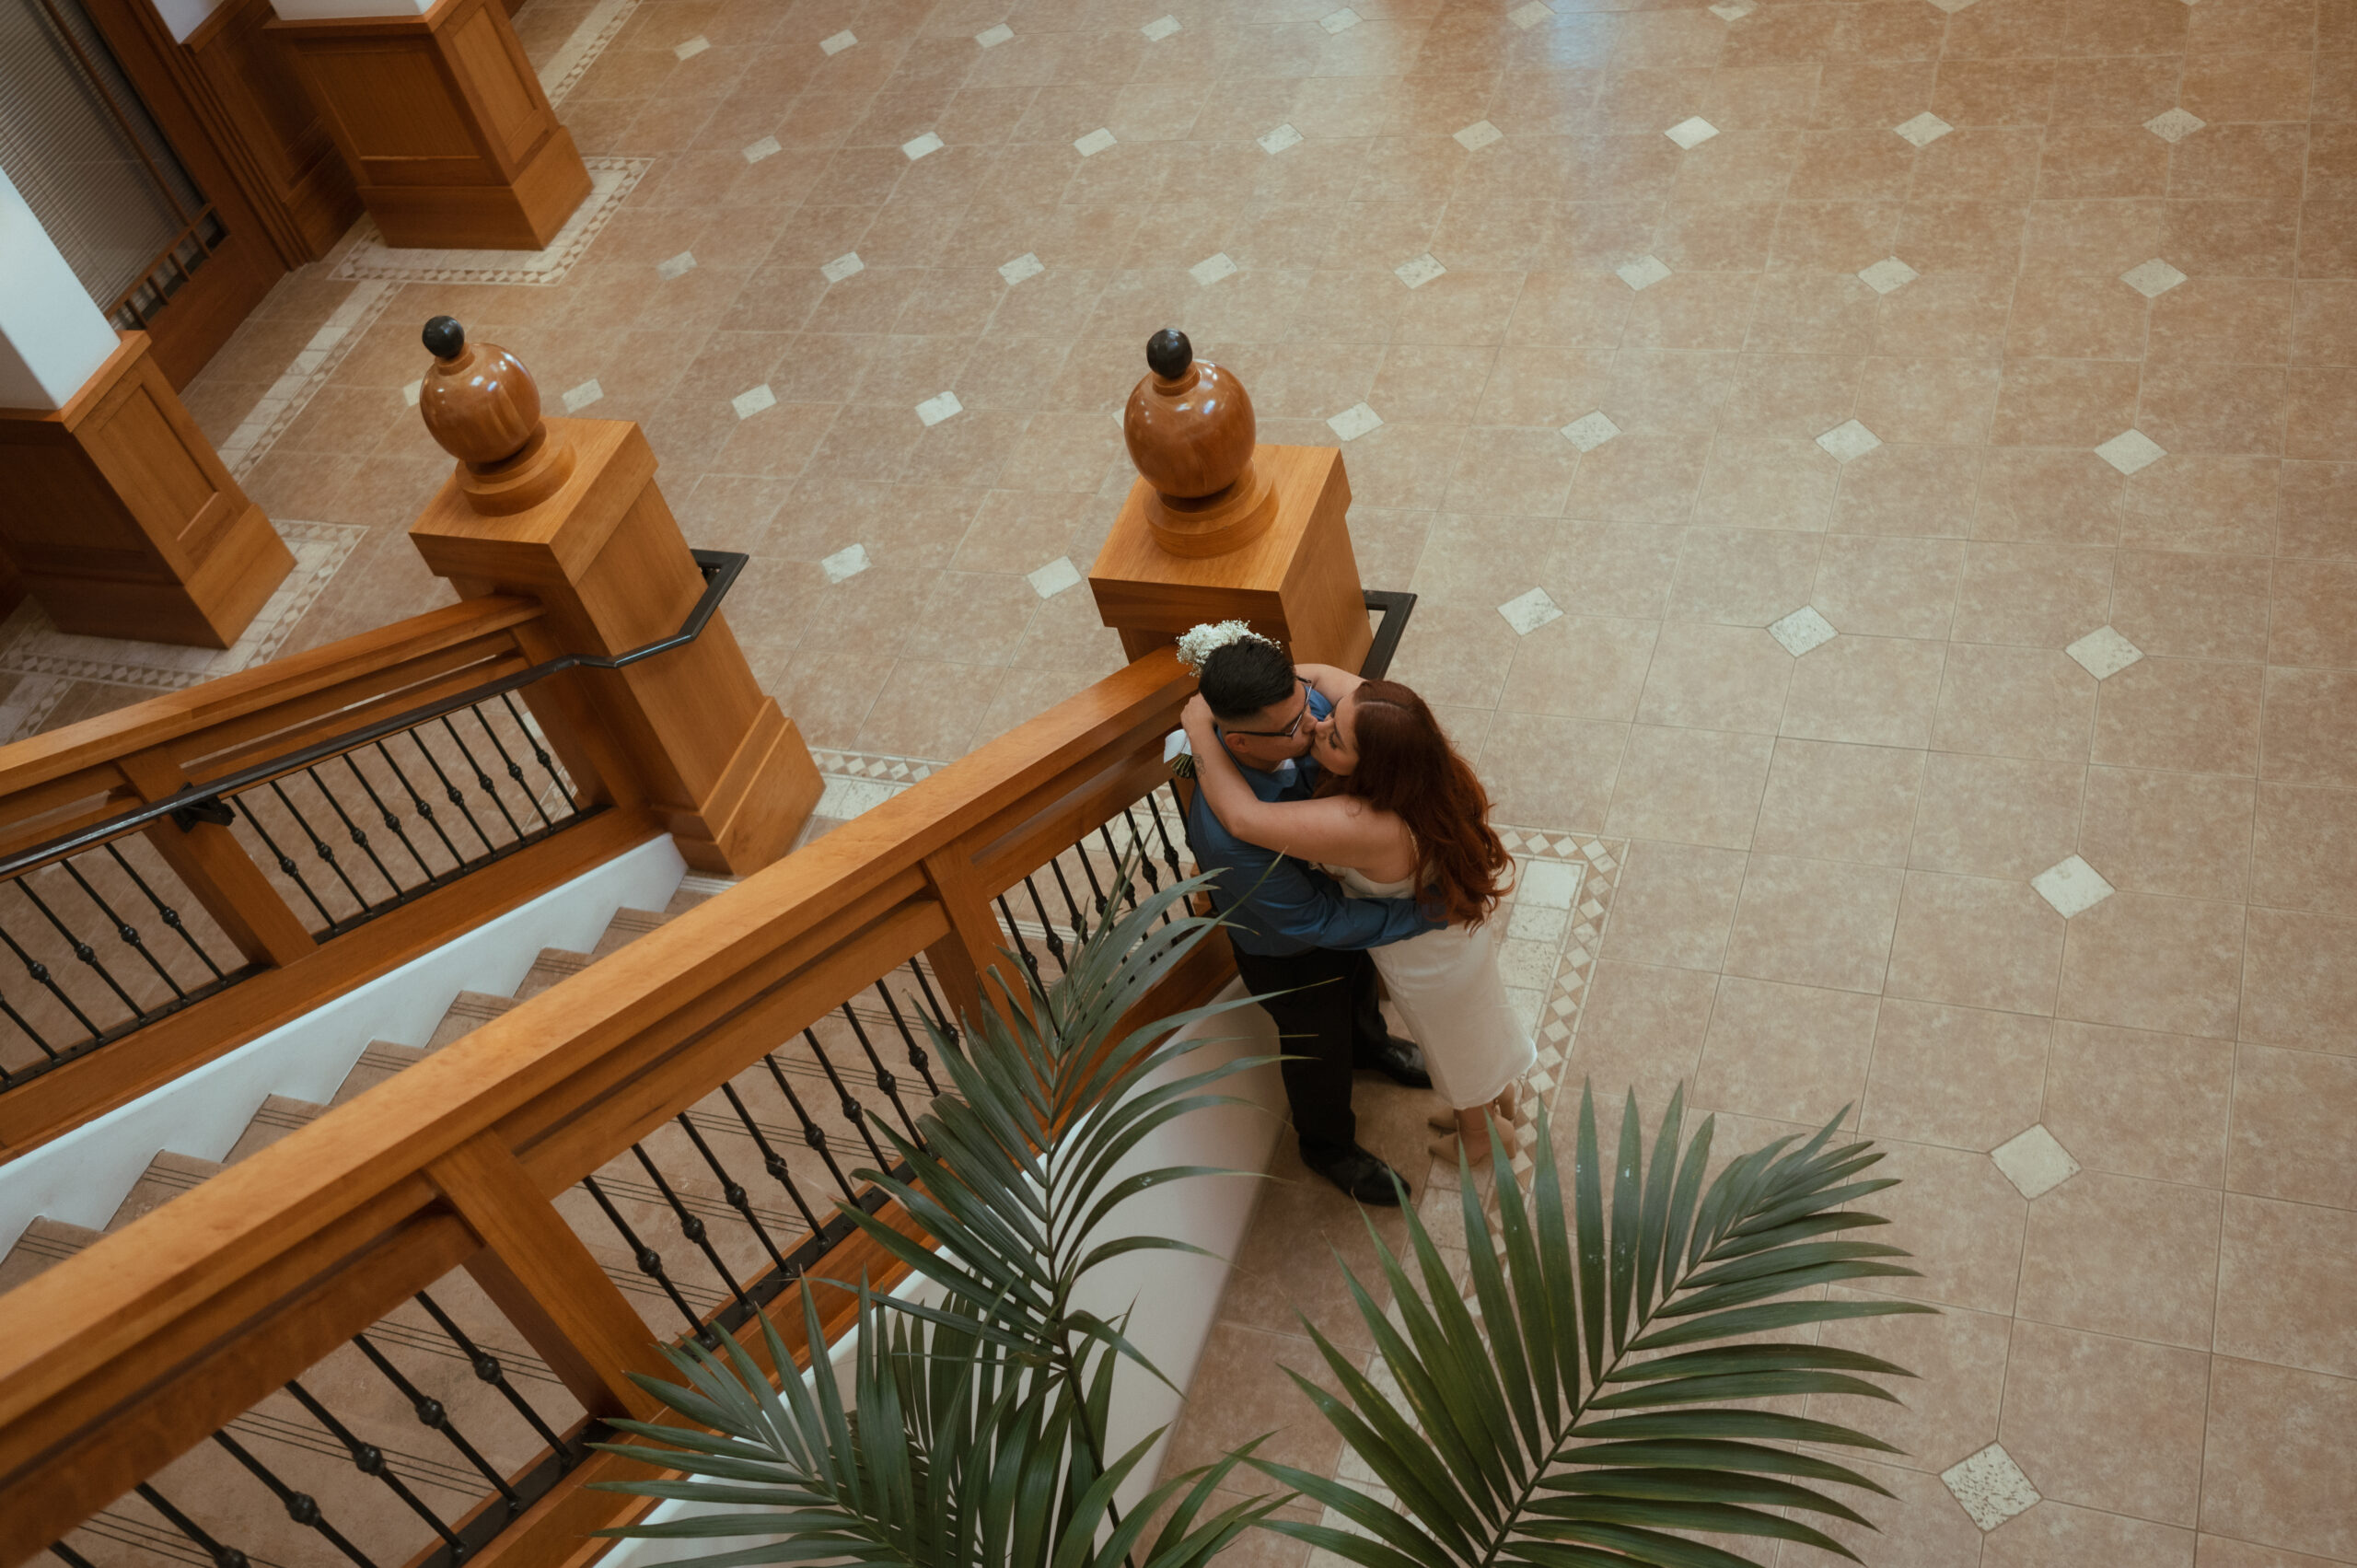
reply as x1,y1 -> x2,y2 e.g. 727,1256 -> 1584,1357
1197,638 -> 1297,722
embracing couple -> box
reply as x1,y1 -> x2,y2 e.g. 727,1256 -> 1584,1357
1177,623 -> 1535,1206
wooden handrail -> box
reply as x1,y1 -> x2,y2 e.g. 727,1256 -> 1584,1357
0,646 -> 1207,1566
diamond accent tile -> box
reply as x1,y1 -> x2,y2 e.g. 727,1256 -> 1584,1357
999,252 -> 1044,285
2066,624 -> 2144,679
915,390 -> 964,426
1769,605 -> 1839,656
402,378 -> 421,407
1857,256 -> 1919,295
1521,859 -> 1582,909
2120,258 -> 2188,297
1561,411 -> 1620,451
1942,1444 -> 2041,1531
1925,0 -> 1980,9
2032,854 -> 2116,919
1395,252 -> 1446,289
1259,122 -> 1304,155
1709,0 -> 1756,16
1328,401 -> 1383,441
902,132 -> 944,160
1141,13 -> 1180,41
562,377 -> 604,412
819,29 -> 855,54
1991,1124 -> 2082,1200
1320,7 -> 1361,31
730,384 -> 776,420
975,23 -> 1013,46
820,251 -> 864,283
819,543 -> 871,585
673,34 -> 709,58
742,135 -> 781,163
1508,0 -> 1553,25
1615,255 -> 1671,290
1894,111 -> 1953,147
656,250 -> 696,280
1074,127 -> 1117,157
1498,587 -> 1564,636
1816,419 -> 1882,462
2095,427 -> 2166,475
1027,557 -> 1082,598
2146,107 -> 2206,142
1455,120 -> 1504,151
1190,251 -> 1238,286
1665,116 -> 1719,149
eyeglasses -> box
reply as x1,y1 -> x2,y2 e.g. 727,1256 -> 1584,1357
1225,679 -> 1315,739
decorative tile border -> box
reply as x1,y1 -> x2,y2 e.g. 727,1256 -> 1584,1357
222,281 -> 397,479
540,0 -> 639,107
328,159 -> 653,288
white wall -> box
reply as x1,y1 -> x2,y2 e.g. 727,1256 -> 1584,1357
0,163 -> 122,411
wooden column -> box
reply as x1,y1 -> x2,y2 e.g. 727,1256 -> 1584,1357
0,332 -> 295,647
267,0 -> 590,250
406,319 -> 821,874
1086,331 -> 1371,670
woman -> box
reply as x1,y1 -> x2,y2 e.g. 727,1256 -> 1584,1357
1180,664 -> 1535,1165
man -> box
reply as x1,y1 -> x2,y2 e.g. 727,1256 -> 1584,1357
1183,635 -> 1437,1205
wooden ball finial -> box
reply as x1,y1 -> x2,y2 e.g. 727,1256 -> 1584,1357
415,317 -> 575,514
1121,331 -> 1275,557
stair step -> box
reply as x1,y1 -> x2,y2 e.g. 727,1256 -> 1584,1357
0,1218 -> 101,1291
106,1151 -> 227,1232
226,1095 -> 329,1164
589,907 -> 665,960
333,1041 -> 429,1105
663,872 -> 737,918
515,947 -> 592,1001
429,990 -> 517,1050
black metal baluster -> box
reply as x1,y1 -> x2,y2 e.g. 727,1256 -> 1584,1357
581,1173 -> 714,1346
234,796 -> 341,930
1121,807 -> 1163,896
469,703 -> 554,830
284,1377 -> 470,1562
674,1112 -> 791,1273
0,981 -> 50,1071
15,878 -> 142,1017
343,753 -> 437,885
906,958 -> 957,1044
378,738 -> 464,864
103,842 -> 224,981
212,1429 -> 377,1566
134,1482 -> 250,1568
993,894 -> 1043,986
0,915 -> 99,1043
412,1290 -> 575,1465
302,765 -> 401,899
441,716 -> 524,840
351,1332 -> 524,1514
267,779 -> 370,912
1096,826 -> 1142,912
760,1051 -> 859,1205
629,1143 -> 759,1319
835,1001 -> 922,1143
408,731 -> 498,854
798,1028 -> 892,1172
1151,784 -> 1191,885
1047,856 -> 1090,948
48,1542 -> 98,1568
500,694 -> 576,819
1071,838 -> 1116,927
1019,875 -> 1068,972
57,858 -> 185,1000
870,980 -> 940,1096
716,1080 -> 827,1237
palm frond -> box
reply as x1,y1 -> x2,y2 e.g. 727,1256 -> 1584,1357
1257,1083 -> 1932,1568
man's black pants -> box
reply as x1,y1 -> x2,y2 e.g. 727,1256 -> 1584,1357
1229,943 -> 1389,1167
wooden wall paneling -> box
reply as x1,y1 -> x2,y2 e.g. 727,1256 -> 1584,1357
181,0 -> 363,264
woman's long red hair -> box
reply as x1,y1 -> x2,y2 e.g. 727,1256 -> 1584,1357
1317,679 -> 1513,927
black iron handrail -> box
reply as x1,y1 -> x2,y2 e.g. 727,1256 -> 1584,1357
1362,588 -> 1416,681
0,552 -> 748,885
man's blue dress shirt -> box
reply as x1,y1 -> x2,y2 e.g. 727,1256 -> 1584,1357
1182,686 -> 1436,957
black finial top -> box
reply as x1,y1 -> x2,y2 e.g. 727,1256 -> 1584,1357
1146,328 -> 1191,380
422,316 -> 466,361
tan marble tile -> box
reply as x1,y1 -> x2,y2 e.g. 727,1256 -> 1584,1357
1887,870 -> 2065,1016
2229,1042 -> 2357,1208
1690,437 -> 1841,531
2041,1019 -> 2235,1187
1984,1504 -> 2197,1568
1852,1136 -> 2028,1315
1695,975 -> 1880,1127
1635,621 -> 1795,733
2079,767 -> 2256,901
1863,999 -> 2049,1154
1751,737 -> 1925,867
1831,443 -> 1984,539
1909,752 -> 2085,881
1604,725 -> 1774,849
1474,711 -> 1628,833
2121,455 -> 2282,555
2200,1358 -> 2357,1564
2215,1193 -> 2357,1381
1972,447 -> 2127,547
1542,523 -> 1686,619
1569,960 -> 1717,1109
1780,634 -> 1947,749
1666,527 -> 1824,625
1599,839 -> 1749,971
2018,1169 -> 2223,1349
2092,656 -> 2266,776
1724,854 -> 1904,994
2058,891 -> 2246,1041
2000,1319 -> 2212,1526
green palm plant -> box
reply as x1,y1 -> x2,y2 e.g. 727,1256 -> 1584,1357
1262,1088 -> 1933,1568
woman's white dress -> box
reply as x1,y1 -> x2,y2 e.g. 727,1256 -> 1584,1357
1331,866 -> 1537,1110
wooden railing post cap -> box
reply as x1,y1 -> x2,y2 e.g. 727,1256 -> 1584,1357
1121,330 -> 1275,559
418,316 -> 576,517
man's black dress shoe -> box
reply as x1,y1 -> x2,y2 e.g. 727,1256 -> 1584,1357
1357,1034 -> 1433,1090
1306,1144 -> 1408,1206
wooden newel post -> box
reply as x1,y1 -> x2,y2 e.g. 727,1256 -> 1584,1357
1086,329 -> 1371,669
405,318 -> 822,875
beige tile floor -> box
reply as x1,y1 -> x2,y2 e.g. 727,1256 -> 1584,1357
8,0 -> 2357,1562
